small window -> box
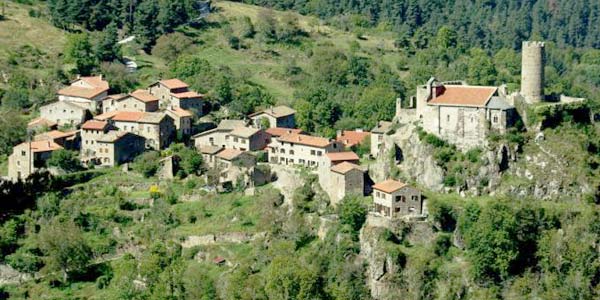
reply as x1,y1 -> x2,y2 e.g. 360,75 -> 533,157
317,151 -> 322,156
21,150 -> 26,156
447,115 -> 450,122
412,195 -> 419,202
290,150 -> 295,155
310,150 -> 315,155
493,116 -> 498,123
280,149 -> 285,154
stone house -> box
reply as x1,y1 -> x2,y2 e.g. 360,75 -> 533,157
216,149 -> 256,170
193,120 -> 268,151
265,127 -> 305,138
39,100 -> 90,127
95,111 -> 175,150
8,140 -> 63,181
148,79 -> 205,115
102,90 -> 159,113
166,107 -> 194,136
80,119 -> 112,164
322,151 -> 360,168
336,129 -> 370,149
27,117 -> 57,132
34,130 -> 80,150
249,105 -> 296,128
57,75 -> 109,112
414,77 -> 516,149
372,179 -> 422,218
321,162 -> 365,206
370,121 -> 393,158
94,131 -> 146,167
198,145 -> 224,169
268,133 -> 343,167
214,149 -> 260,187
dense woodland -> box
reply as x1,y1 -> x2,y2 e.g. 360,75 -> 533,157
0,0 -> 600,299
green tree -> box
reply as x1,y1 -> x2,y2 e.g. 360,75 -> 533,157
467,48 -> 497,85
338,195 -> 367,234
435,26 -> 458,49
47,149 -> 81,172
95,21 -> 121,62
184,263 -> 217,300
256,9 -> 277,43
152,32 -> 193,60
99,62 -> 138,94
38,219 -> 92,282
134,0 -> 160,52
265,256 -> 321,300
0,110 -> 26,156
64,33 -> 97,76
132,151 -> 161,178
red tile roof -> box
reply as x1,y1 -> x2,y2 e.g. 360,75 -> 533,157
216,148 -> 244,161
265,127 -> 304,137
336,130 -> 370,147
130,89 -> 159,103
325,151 -> 360,162
82,120 -> 108,130
330,162 -> 364,174
160,79 -> 189,90
17,140 -> 63,153
372,179 -> 407,193
249,105 -> 296,118
34,130 -> 77,141
168,107 -> 193,118
428,85 -> 497,107
78,76 -> 109,90
58,85 -> 106,99
171,91 -> 203,99
27,117 -> 57,128
278,133 -> 332,148
96,111 -> 144,122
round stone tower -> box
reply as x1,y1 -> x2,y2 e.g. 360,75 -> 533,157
521,41 -> 545,103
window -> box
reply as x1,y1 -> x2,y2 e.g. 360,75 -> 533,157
234,137 -> 239,143
395,195 -> 405,203
17,161 -> 20,166
395,207 -> 401,213
447,115 -> 450,122
21,151 -> 26,156
471,116 -> 474,123
317,151 -> 322,156
310,150 -> 315,155
280,149 -> 285,154
493,115 -> 498,123
290,150 -> 295,155
409,207 -> 416,213
412,195 -> 419,202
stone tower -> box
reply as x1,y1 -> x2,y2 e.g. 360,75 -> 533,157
521,41 -> 545,103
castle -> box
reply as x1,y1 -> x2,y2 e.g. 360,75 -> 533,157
400,41 -> 584,149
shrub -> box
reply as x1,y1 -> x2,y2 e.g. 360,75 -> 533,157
132,151 -> 161,178
46,149 -> 81,172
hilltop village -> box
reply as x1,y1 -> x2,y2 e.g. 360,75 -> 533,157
7,41 -> 587,222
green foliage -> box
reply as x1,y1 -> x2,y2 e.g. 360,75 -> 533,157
99,62 -> 138,94
95,22 -> 121,62
152,32 -> 194,61
64,33 -> 97,76
338,195 -> 368,235
132,151 -> 161,178
265,255 -> 321,300
46,149 -> 81,172
0,110 -> 26,156
38,219 -> 92,281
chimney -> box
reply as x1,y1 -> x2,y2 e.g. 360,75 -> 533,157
336,130 -> 342,138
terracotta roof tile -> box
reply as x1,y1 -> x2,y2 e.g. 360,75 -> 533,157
199,145 -> 223,155
130,89 -> 159,103
249,105 -> 296,118
216,148 -> 244,161
27,117 -> 57,128
330,161 -> 364,174
58,85 -> 106,99
336,130 -> 370,147
96,111 -> 145,122
78,76 -> 109,90
325,151 -> 360,162
171,91 -> 203,99
230,127 -> 260,138
168,107 -> 193,118
428,85 -> 497,107
34,130 -> 77,141
265,127 -> 304,137
277,133 -> 332,148
372,179 -> 408,193
160,79 -> 189,90
17,140 -> 63,153
82,120 -> 108,130
97,131 -> 130,143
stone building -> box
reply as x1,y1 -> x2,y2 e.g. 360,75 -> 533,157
8,140 -> 63,181
370,121 -> 393,158
336,129 -> 370,149
94,131 -> 145,167
95,111 -> 175,150
249,105 -> 296,128
322,151 -> 360,168
198,145 -> 224,169
166,107 -> 194,136
34,130 -> 80,150
148,79 -> 205,115
414,77 -> 516,149
102,90 -> 159,113
27,117 -> 57,132
372,179 -> 423,218
193,120 -> 268,151
268,133 -> 343,167
57,75 -> 109,112
321,162 -> 365,206
39,100 -> 90,127
80,119 -> 112,164
216,149 -> 256,170
521,41 -> 545,104
265,127 -> 305,138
